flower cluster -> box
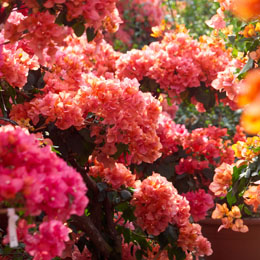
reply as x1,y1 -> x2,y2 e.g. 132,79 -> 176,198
4,10 -> 69,63
212,203 -> 248,232
0,24 -> 38,88
89,156 -> 136,189
0,0 -> 250,258
209,162 -> 234,197
183,126 -> 234,166
116,31 -> 240,104
156,112 -> 188,156
178,223 -> 213,258
174,126 -> 235,189
182,189 -> 214,222
25,220 -> 70,260
11,73 -> 162,164
6,0 -> 121,32
131,173 -> 191,236
0,125 -> 88,259
232,134 -> 260,161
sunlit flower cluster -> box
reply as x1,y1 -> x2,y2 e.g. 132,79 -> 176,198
0,26 -> 38,88
89,156 -> 136,189
11,73 -> 162,164
4,11 -> 69,63
116,31 -> 240,104
131,173 -> 190,236
232,134 -> 260,161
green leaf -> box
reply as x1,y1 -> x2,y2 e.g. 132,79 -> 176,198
55,10 -> 67,25
232,166 -> 241,182
135,249 -> 143,260
237,58 -> 254,78
123,227 -> 131,243
84,208 -> 90,216
167,96 -> 172,106
73,22 -> 85,37
112,143 -> 129,160
86,27 -> 97,42
167,225 -> 178,244
244,206 -> 253,216
51,146 -> 61,155
227,190 -> 237,207
228,35 -> 236,44
173,247 -> 186,260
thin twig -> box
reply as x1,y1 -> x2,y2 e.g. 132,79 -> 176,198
14,88 -> 30,100
0,117 -> 18,125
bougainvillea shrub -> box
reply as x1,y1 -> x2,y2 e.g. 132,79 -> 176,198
0,0 -> 255,259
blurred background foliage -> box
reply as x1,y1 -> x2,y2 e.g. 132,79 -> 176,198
164,0 -> 219,38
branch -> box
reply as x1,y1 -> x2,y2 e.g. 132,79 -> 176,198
105,196 -> 122,258
70,215 -> 112,258
0,117 -> 18,125
68,158 -> 98,193
14,87 -> 30,100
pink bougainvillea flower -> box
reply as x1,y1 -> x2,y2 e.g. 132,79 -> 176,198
25,220 -> 69,260
183,189 -> 214,221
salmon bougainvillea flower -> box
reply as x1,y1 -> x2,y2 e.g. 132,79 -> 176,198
131,173 -> 190,236
243,185 -> 260,212
209,163 -> 233,197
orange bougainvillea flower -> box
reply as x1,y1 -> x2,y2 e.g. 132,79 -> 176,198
242,24 -> 256,37
240,100 -> 260,135
151,20 -> 170,38
212,204 -> 247,232
212,203 -> 229,219
237,69 -> 260,107
232,0 -> 260,20
232,136 -> 260,160
228,205 -> 242,219
218,217 -> 234,231
232,219 -> 249,232
237,69 -> 260,135
243,185 -> 260,212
